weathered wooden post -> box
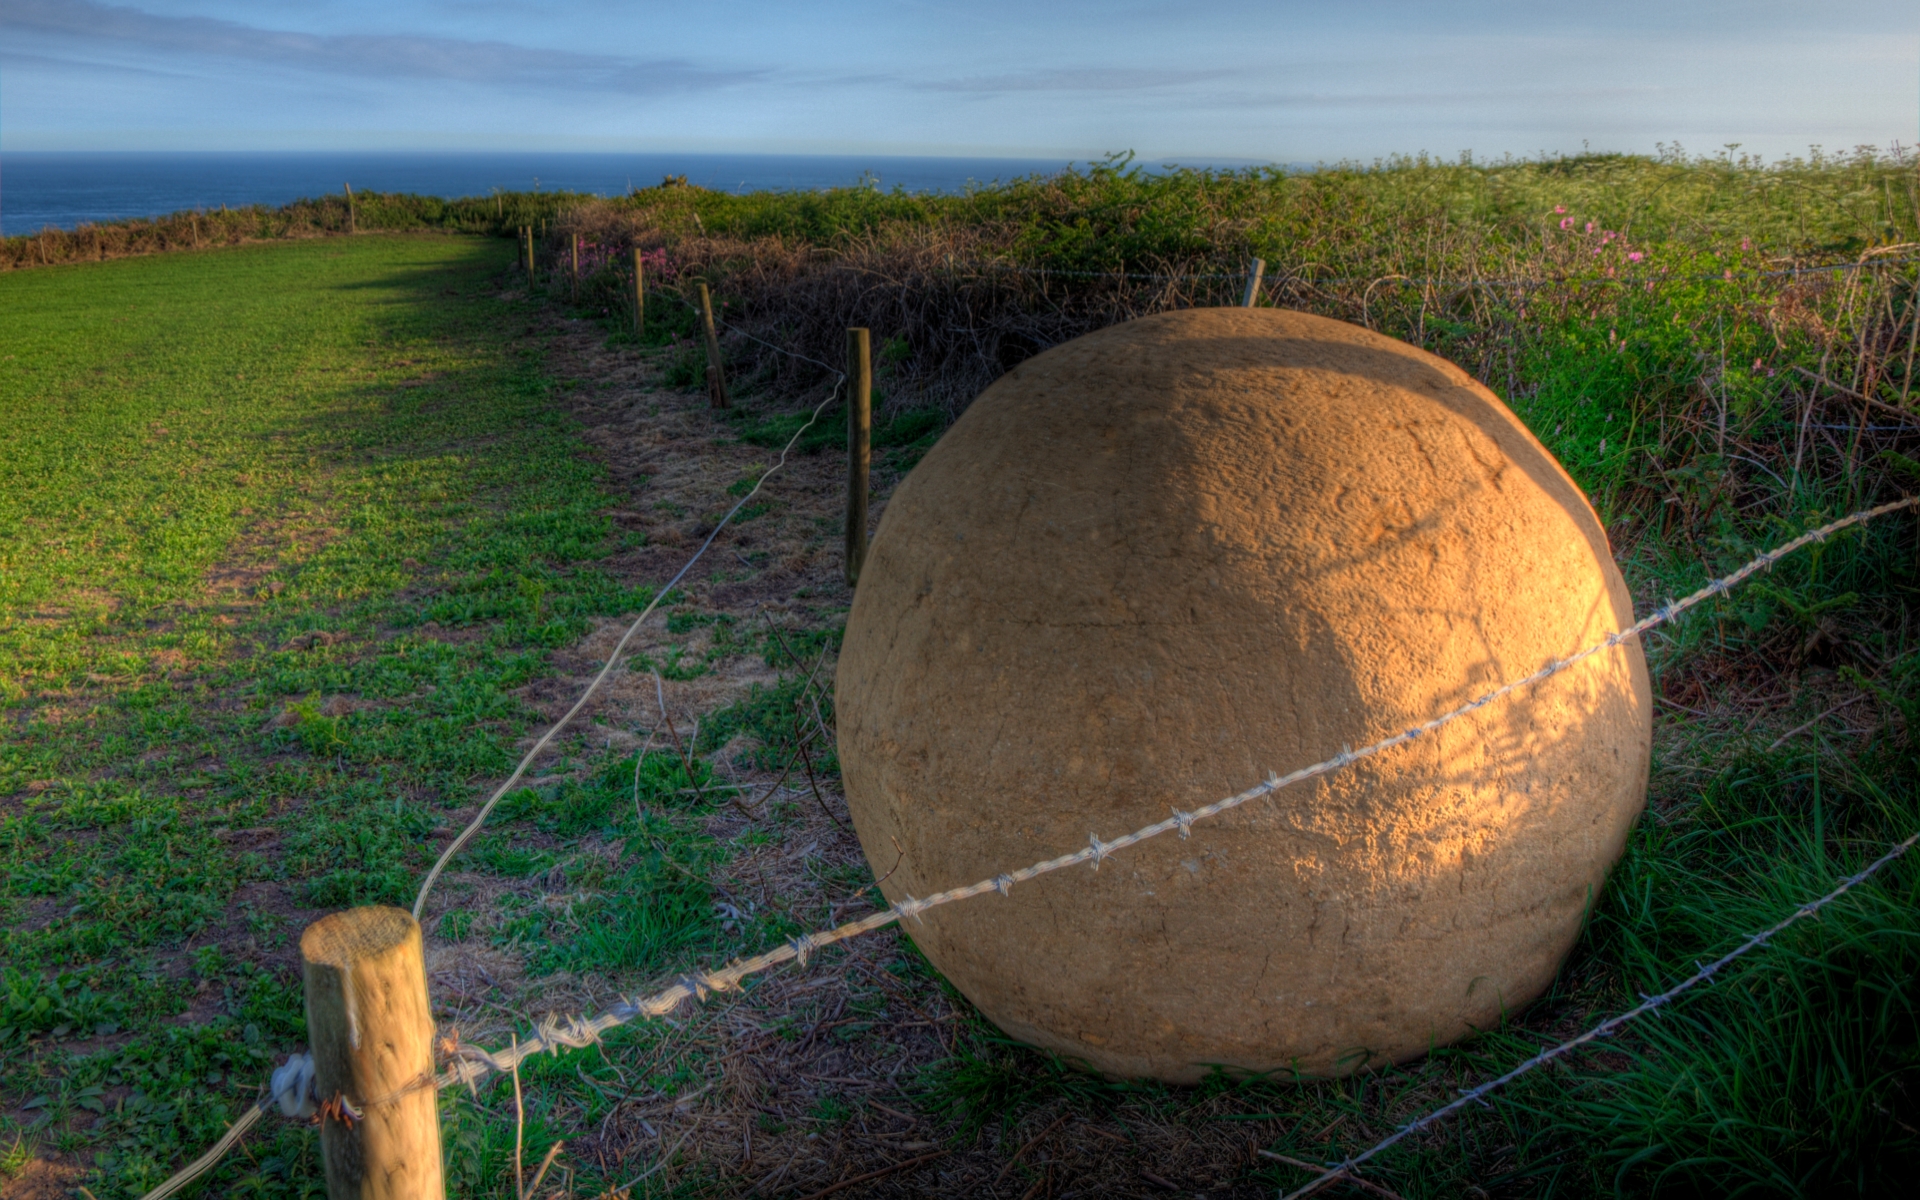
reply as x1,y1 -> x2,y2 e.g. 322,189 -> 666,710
1241,257 -> 1265,307
698,282 -> 729,409
523,226 -> 534,289
302,907 -> 444,1200
344,184 -> 357,235
845,327 -> 871,589
632,248 -> 646,337
570,234 -> 580,301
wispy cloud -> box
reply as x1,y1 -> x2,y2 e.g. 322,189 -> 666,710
919,66 -> 1239,94
0,0 -> 762,94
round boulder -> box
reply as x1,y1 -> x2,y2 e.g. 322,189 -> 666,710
835,307 -> 1651,1081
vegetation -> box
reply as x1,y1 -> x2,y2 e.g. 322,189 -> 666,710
536,145 -> 1920,1195
0,189 -> 583,271
0,234 -> 788,1196
1,146 -> 1918,1197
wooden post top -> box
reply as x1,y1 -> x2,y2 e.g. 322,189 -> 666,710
301,906 -> 418,969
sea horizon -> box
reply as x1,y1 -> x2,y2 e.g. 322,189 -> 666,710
0,150 -> 1280,237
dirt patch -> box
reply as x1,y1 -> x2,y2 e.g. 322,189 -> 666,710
0,1153 -> 88,1200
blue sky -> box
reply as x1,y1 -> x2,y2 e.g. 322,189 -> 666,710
2,0 -> 1915,160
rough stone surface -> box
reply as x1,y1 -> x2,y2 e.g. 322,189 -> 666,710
835,307 -> 1652,1081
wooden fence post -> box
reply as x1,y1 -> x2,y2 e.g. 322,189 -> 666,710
698,282 -> 729,409
845,327 -> 871,589
1241,257 -> 1265,307
302,906 -> 443,1200
570,234 -> 580,301
523,227 -> 534,289
632,248 -> 645,337
344,184 -> 357,235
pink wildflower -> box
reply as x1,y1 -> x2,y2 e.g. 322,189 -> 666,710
1585,221 -> 1595,234
1628,251 -> 1644,263
1554,205 -> 1566,214
1741,238 -> 1752,251
1560,217 -> 1574,230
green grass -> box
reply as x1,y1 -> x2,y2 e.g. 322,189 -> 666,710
0,233 -> 778,1198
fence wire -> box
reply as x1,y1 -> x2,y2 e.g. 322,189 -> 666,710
1274,824 -> 1920,1199
798,252 -> 1920,289
409,368 -> 846,920
409,495 -> 1919,1102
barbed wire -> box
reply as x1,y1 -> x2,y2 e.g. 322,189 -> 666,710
811,253 -> 1920,290
131,261 -> 1920,1199
412,493 -> 1919,1096
138,1096 -> 270,1200
1273,824 -> 1920,1199
136,488 -> 1920,1200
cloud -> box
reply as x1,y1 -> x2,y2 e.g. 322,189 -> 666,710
0,45 -> 200,79
920,66 -> 1240,94
0,0 -> 762,94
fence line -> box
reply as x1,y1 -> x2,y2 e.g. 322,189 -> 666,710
724,252 -> 1920,290
131,261 -> 1920,1198
139,479 -> 1919,1200
399,494 -> 1919,1104
1274,824 -> 1920,1199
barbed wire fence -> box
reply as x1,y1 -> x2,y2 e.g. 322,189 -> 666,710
128,261 -> 1920,1200
919,250 -> 1920,288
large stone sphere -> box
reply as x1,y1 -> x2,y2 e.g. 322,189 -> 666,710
836,307 -> 1651,1081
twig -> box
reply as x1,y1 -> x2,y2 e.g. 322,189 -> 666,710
1792,364 -> 1920,424
764,618 -> 840,753
1767,694 -> 1870,750
511,1038 -> 527,1200
526,1140 -> 565,1198
651,670 -> 699,799
793,1150 -> 948,1200
652,669 -> 756,822
792,704 -> 850,833
741,705 -> 832,816
630,727 -> 660,823
1259,1150 -> 1406,1200
873,835 -> 907,888
1018,1165 -> 1050,1200
614,1124 -> 695,1192
994,1114 -> 1068,1184
1656,695 -> 1712,718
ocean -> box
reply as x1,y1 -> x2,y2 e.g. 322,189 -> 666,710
0,151 -> 1246,236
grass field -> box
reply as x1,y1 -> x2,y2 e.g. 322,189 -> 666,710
3,153 -> 1920,1199
0,233 -> 702,1197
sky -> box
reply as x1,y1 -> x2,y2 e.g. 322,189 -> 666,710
1,0 -> 1916,162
